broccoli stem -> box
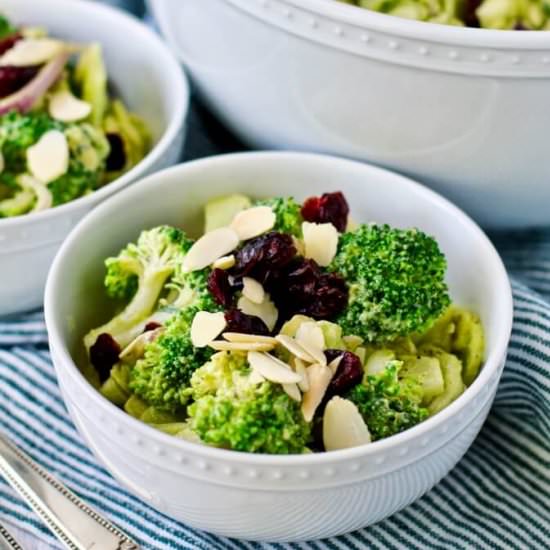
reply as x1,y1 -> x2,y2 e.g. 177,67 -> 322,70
84,266 -> 173,351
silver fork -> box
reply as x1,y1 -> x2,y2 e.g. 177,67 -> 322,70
0,432 -> 140,550
0,523 -> 23,550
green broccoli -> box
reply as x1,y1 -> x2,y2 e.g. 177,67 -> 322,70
347,360 -> 428,441
49,123 -> 110,206
0,112 -> 62,173
129,307 -> 213,412
0,15 -> 16,39
331,224 -> 450,343
343,0 -> 465,26
0,112 -> 110,208
163,263 -> 219,313
255,196 -> 303,237
476,0 -> 549,30
186,351 -> 311,454
0,172 -> 34,217
104,258 -> 139,301
84,225 -> 188,351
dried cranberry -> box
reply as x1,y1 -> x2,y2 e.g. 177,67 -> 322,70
325,350 -> 363,397
301,196 -> 321,223
143,321 -> 162,332
0,33 -> 21,56
105,133 -> 126,171
271,258 -> 348,321
301,191 -> 349,232
0,65 -> 39,98
304,272 -> 348,319
231,232 -> 296,284
207,268 -> 234,307
89,333 -> 121,382
224,309 -> 270,335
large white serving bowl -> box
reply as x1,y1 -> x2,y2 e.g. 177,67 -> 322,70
149,0 -> 550,229
0,0 -> 188,317
45,152 -> 513,542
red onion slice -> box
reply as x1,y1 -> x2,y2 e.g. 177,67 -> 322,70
0,51 -> 69,115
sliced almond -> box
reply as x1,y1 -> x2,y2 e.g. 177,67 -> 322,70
247,351 -> 302,384
230,205 -> 276,240
292,235 -> 306,256
282,383 -> 301,402
49,90 -> 92,122
293,357 -> 310,392
323,396 -> 371,451
223,333 -> 278,345
275,334 -> 315,363
249,370 -> 266,384
19,174 -> 52,212
297,338 -> 327,367
191,311 -> 227,348
343,335 -> 364,351
302,221 -> 339,267
301,363 -> 333,422
242,277 -> 265,305
296,322 -> 325,351
182,227 -> 239,272
0,38 -> 64,66
328,354 -> 344,375
212,254 -> 235,270
27,130 -> 69,184
237,294 -> 278,331
119,327 -> 164,364
209,341 -> 274,352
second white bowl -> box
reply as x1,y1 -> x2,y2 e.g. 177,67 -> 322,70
45,152 -> 513,541
150,0 -> 550,229
0,0 -> 188,317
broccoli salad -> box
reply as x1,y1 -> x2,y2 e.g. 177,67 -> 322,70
0,14 -> 150,218
339,0 -> 550,29
84,191 -> 484,454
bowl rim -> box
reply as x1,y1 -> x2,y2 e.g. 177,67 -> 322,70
45,151 -> 513,466
278,0 -> 550,49
0,0 -> 189,230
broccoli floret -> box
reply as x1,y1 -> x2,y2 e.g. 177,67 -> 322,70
0,112 -> 110,207
0,112 -> 62,172
331,224 -> 450,343
255,196 -> 303,237
84,226 -> 188,351
104,259 -> 139,301
102,229 -> 192,303
186,351 -> 311,454
0,172 -> 34,217
347,360 -> 428,441
163,263 -> 219,313
49,123 -> 110,206
129,307 -> 213,412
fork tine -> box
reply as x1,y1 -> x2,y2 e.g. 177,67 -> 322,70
0,524 -> 24,550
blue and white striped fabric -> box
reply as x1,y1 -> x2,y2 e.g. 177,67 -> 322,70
0,234 -> 549,549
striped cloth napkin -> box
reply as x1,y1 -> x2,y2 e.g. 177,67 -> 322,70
0,231 -> 549,549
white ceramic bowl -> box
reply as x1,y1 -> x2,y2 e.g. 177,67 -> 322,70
0,0 -> 188,317
45,152 -> 513,542
150,0 -> 550,229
